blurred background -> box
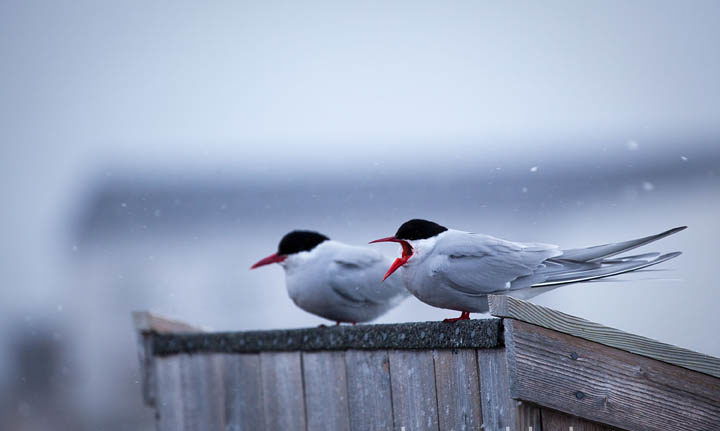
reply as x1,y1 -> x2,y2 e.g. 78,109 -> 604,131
1,1 -> 719,429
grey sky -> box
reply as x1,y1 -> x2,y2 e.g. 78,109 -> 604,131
2,1 -> 719,164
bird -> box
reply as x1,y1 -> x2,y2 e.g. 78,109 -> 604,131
371,219 -> 685,322
251,230 -> 410,325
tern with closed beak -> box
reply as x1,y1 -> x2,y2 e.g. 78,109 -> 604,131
251,230 -> 410,325
371,219 -> 685,322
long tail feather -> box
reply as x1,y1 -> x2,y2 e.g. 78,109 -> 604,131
531,252 -> 681,287
559,226 -> 686,262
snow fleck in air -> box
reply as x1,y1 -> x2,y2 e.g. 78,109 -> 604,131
681,156 -> 688,161
626,140 -> 639,151
521,187 -> 528,193
642,181 -> 654,191
505,282 -> 511,289
71,245 -> 78,252
120,202 -> 127,208
530,166 -> 538,172
153,209 -> 162,217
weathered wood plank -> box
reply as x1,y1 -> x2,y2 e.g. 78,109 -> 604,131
345,350 -> 394,431
504,319 -> 720,431
179,354 -> 225,430
433,350 -> 482,431
137,333 -> 157,406
389,350 -> 439,431
224,354 -> 264,431
302,351 -> 351,431
476,349 -> 541,431
260,351 -> 306,431
516,402 -> 543,431
154,354 -> 226,431
477,348 -> 512,430
132,311 -> 204,407
132,311 -> 204,334
154,355 -> 184,431
489,295 -> 720,379
541,407 -> 622,431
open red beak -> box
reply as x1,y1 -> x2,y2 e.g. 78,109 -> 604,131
369,236 -> 413,280
250,253 -> 286,269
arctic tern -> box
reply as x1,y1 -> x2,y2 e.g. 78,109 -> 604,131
251,230 -> 410,325
371,219 -> 685,322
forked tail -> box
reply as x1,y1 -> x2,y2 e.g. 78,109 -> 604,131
531,226 -> 686,287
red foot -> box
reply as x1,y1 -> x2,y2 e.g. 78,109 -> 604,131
443,311 -> 471,323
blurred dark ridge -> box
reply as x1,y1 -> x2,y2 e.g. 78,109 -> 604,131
73,143 -> 718,242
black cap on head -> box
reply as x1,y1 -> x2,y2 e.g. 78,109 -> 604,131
395,219 -> 448,240
278,230 -> 329,255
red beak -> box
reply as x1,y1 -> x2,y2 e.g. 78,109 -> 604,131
369,236 -> 413,280
250,253 -> 286,269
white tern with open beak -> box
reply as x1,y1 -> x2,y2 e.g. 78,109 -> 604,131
251,230 -> 410,325
371,219 -> 685,322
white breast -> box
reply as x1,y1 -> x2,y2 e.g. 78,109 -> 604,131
281,241 -> 409,322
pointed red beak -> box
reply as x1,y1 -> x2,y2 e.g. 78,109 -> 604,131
250,253 -> 286,269
369,236 -> 413,280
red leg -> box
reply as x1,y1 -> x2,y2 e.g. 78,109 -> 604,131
335,321 -> 341,326
352,322 -> 357,326
442,311 -> 471,323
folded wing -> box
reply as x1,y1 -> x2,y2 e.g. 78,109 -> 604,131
328,245 -> 409,307
428,232 -> 562,294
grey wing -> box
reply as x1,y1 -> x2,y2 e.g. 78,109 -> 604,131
328,249 -> 409,307
429,233 -> 562,294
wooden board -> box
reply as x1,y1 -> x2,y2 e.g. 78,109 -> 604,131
489,295 -> 720,379
541,408 -> 622,431
476,348 -> 541,431
137,333 -> 156,406
433,349 -> 482,430
132,311 -> 204,334
133,311 -> 205,406
345,350 -> 394,431
504,319 -> 720,431
154,355 -> 184,431
224,354 -> 264,431
259,351 -> 306,431
178,354 -> 225,430
389,350 -> 439,431
476,348 -> 513,430
516,402 -> 543,431
153,354 -> 225,431
302,352 -> 351,431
